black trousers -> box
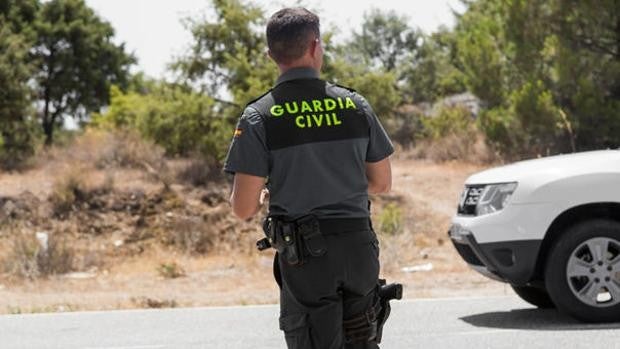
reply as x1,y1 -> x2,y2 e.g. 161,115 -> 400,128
276,228 -> 381,349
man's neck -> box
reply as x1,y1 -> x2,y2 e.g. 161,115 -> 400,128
278,63 -> 319,75
275,66 -> 320,85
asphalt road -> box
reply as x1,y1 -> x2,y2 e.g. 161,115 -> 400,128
2,296 -> 620,349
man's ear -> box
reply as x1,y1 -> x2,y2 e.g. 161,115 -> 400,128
309,39 -> 318,57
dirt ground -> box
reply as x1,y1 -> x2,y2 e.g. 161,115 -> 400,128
0,151 -> 512,314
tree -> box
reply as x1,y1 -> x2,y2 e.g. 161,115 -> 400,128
172,1 -> 429,150
455,0 -> 509,109
32,0 -> 134,145
0,0 -> 39,36
554,0 -> 620,62
172,1 -> 401,145
322,55 -> 401,121
351,8 -> 421,73
172,0 -> 276,109
550,0 -> 620,150
0,14 -> 37,169
453,0 -> 620,157
347,8 -> 470,107
403,28 -> 467,103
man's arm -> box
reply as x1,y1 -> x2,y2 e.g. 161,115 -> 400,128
366,157 -> 392,194
230,173 -> 266,220
354,92 -> 394,195
223,106 -> 270,220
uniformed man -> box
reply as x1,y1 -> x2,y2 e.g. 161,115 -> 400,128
224,7 -> 395,349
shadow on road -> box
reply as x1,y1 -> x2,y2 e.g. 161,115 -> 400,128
461,308 -> 620,331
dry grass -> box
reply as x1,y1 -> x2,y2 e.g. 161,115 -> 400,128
131,297 -> 178,309
90,130 -> 174,188
49,167 -> 89,217
176,156 -> 222,187
2,227 -> 74,279
371,156 -> 491,274
38,130 -> 173,189
7,303 -> 79,314
53,129 -> 166,171
159,215 -> 214,254
49,165 -> 114,218
410,133 -> 500,164
0,131 -> 510,312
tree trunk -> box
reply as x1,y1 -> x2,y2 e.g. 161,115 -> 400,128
41,87 -> 54,147
616,6 -> 620,60
43,119 -> 54,146
616,13 -> 620,60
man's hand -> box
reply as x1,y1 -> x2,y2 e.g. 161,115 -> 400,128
366,157 -> 392,194
259,188 -> 270,205
230,173 -> 266,220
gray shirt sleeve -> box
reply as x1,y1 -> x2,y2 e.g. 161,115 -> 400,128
357,94 -> 394,162
223,107 -> 270,177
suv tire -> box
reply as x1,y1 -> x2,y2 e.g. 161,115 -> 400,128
511,285 -> 555,308
545,219 -> 620,322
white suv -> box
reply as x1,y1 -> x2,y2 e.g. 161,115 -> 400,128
450,150 -> 620,322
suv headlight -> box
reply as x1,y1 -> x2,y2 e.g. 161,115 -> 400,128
458,182 -> 518,216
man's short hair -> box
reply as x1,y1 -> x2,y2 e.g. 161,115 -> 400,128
266,7 -> 320,65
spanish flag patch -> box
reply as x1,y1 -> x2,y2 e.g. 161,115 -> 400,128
234,128 -> 243,137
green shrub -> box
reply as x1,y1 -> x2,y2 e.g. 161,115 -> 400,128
0,121 -> 38,170
93,84 -> 232,162
379,203 -> 402,235
157,261 -> 186,279
422,105 -> 475,139
478,81 -> 565,158
412,106 -> 499,163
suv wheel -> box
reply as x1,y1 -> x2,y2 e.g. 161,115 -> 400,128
545,219 -> 620,322
510,285 -> 555,308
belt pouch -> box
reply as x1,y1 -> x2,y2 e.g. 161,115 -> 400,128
297,216 -> 327,257
281,223 -> 301,265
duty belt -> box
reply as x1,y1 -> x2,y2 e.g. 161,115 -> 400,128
317,218 -> 371,235
256,216 -> 371,265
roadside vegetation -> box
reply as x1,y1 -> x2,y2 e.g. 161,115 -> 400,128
2,0 -> 618,172
0,0 -> 617,311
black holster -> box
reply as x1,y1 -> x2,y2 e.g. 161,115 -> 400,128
376,279 -> 402,342
343,279 -> 403,344
259,215 -> 326,266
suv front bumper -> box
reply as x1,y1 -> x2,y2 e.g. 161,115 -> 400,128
449,224 -> 541,285
449,203 -> 555,285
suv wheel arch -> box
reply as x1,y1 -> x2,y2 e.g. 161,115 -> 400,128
533,203 -> 620,283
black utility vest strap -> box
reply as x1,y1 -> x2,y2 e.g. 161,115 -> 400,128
251,79 -> 370,151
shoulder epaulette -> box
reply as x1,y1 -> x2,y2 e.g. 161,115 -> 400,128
244,88 -> 273,108
332,83 -> 357,93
